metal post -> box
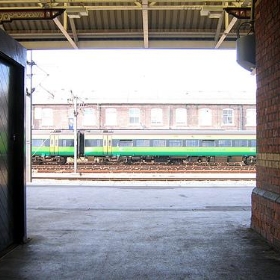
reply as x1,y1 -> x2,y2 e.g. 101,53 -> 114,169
73,94 -> 78,173
26,51 -> 35,182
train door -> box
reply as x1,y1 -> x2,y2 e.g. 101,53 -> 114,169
78,132 -> 84,157
103,134 -> 112,156
49,134 -> 59,155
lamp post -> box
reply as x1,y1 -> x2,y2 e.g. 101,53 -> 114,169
73,94 -> 78,173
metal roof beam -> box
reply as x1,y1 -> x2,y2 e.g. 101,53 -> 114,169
63,1 -> 78,45
215,0 -> 251,48
53,17 -> 78,49
214,11 -> 224,45
69,18 -> 78,46
0,6 -> 226,11
0,1 -> 250,11
0,0 -> 251,3
12,31 -> 230,39
215,17 -> 237,49
20,40 -> 236,50
142,0 -> 149,48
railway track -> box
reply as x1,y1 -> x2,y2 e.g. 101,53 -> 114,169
32,163 -> 255,181
32,162 -> 255,173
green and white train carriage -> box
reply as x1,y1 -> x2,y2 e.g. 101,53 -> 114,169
31,129 -> 256,165
32,130 -> 79,164
83,129 -> 256,164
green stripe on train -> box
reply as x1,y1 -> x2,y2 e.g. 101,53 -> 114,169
84,147 -> 256,157
33,147 -> 256,157
32,147 -> 75,156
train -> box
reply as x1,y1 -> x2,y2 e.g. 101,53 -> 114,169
31,129 -> 257,165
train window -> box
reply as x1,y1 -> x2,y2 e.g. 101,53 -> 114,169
201,140 -> 215,147
112,140 -> 119,147
119,140 -> 133,147
85,139 -> 102,147
136,140 -> 150,147
217,140 -> 232,147
153,140 -> 166,147
186,140 -> 199,147
232,140 -> 248,147
169,140 -> 183,147
250,140 -> 256,147
32,139 -> 50,147
59,139 -> 74,147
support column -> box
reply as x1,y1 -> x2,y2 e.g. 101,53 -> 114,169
251,0 -> 280,250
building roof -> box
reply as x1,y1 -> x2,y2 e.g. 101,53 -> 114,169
32,89 -> 256,105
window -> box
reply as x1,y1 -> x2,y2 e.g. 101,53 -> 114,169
83,108 -> 96,126
151,108 -> 163,125
41,108 -> 53,126
201,140 -> 215,147
85,139 -> 102,147
58,139 -> 74,147
119,140 -> 133,147
136,140 -> 150,147
175,108 -> 187,125
250,140 -> 257,147
246,109 -> 256,126
153,140 -> 166,147
232,140 -> 248,147
32,139 -> 50,147
129,108 -> 140,124
105,108 -> 117,126
222,109 -> 234,125
199,108 -> 212,126
217,140 -> 232,147
34,107 -> 42,119
186,140 -> 199,147
169,140 -> 183,147
68,118 -> 74,130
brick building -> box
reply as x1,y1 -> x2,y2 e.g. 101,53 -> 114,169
32,90 -> 256,131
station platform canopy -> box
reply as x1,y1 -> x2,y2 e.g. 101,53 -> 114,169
0,0 -> 252,50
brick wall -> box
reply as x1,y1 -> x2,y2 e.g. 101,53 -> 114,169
251,0 -> 280,250
32,103 -> 256,130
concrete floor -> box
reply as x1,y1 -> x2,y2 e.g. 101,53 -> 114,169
1,181 -> 280,280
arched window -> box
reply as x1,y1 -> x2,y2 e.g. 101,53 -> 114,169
82,108 -> 96,126
175,108 -> 187,125
41,108 -> 53,126
199,108 -> 212,126
151,108 -> 163,125
105,108 -> 117,125
246,109 -> 256,126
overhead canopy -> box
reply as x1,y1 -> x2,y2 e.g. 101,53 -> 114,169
0,0 -> 252,49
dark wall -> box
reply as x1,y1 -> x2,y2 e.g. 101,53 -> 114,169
0,29 -> 26,255
251,0 -> 280,249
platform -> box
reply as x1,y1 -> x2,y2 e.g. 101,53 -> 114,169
1,181 -> 280,280
32,172 -> 256,181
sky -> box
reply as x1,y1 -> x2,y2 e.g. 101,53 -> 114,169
28,49 -> 256,98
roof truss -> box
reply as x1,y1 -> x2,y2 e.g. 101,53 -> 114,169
0,0 -> 252,49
